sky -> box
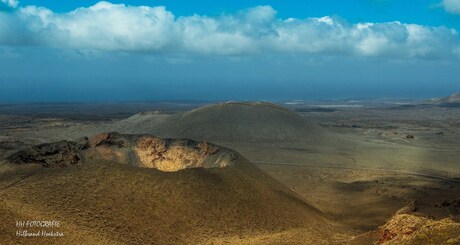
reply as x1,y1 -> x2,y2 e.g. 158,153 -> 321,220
1,0 -> 460,102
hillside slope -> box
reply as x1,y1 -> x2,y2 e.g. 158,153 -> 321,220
0,134 -> 341,244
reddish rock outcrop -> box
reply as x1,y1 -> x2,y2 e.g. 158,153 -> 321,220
374,214 -> 460,244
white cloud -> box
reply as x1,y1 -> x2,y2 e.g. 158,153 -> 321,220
1,0 -> 18,8
0,1 -> 459,59
442,0 -> 460,14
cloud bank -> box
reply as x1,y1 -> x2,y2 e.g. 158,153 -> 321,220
0,0 -> 18,8
442,0 -> 460,14
1,1 -> 459,59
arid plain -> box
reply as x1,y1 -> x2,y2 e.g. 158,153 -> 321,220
0,97 -> 459,244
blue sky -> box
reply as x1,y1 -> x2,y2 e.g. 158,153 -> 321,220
1,0 -> 460,102
16,0 -> 459,29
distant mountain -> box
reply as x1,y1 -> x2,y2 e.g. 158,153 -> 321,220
429,92 -> 460,106
111,102 -> 329,144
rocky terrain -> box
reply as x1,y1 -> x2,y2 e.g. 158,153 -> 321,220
352,202 -> 460,244
8,132 -> 238,172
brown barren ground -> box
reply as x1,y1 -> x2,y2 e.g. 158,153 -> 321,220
0,101 -> 459,244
